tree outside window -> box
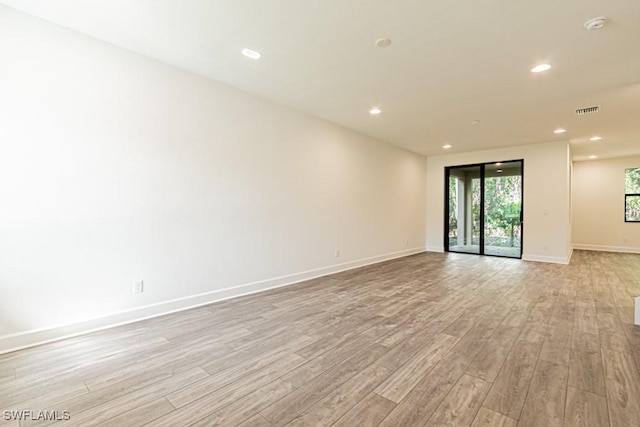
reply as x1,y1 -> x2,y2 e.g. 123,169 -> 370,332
625,168 -> 640,222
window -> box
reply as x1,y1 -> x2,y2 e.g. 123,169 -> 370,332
625,168 -> 640,222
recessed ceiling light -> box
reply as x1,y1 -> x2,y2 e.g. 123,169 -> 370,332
470,120 -> 480,125
369,107 -> 382,115
531,64 -> 551,73
584,17 -> 607,31
554,128 -> 566,134
497,169 -> 503,173
241,48 -> 261,60
375,38 -> 392,48
495,162 -> 503,166
590,136 -> 602,141
588,155 -> 598,159
443,144 -> 452,149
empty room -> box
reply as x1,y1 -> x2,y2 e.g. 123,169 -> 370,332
1,1 -> 640,426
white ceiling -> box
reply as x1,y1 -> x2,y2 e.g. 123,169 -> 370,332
2,0 -> 639,161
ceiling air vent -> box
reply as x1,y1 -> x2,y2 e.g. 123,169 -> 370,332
575,105 -> 600,115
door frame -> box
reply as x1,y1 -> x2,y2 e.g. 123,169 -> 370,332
444,159 -> 524,259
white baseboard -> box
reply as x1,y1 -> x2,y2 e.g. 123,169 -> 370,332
0,247 -> 426,355
572,244 -> 640,254
431,246 -> 573,265
522,253 -> 572,265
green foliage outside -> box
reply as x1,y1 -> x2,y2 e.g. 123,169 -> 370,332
625,168 -> 640,221
448,174 -> 522,247
626,168 -> 640,193
483,176 -> 522,246
448,176 -> 459,235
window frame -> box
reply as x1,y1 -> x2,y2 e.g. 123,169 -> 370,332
625,194 -> 640,222
624,167 -> 640,222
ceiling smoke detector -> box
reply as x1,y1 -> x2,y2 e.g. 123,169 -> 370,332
375,38 -> 392,48
584,17 -> 607,31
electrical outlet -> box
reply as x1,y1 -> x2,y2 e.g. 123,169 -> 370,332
405,239 -> 409,247
623,237 -> 629,243
335,249 -> 340,258
133,280 -> 144,294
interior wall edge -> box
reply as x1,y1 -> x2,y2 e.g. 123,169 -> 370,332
567,245 -> 574,263
0,246 -> 426,355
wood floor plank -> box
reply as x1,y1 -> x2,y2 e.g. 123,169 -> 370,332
378,350 -> 475,427
427,374 -> 491,426
12,335 -> 170,381
540,315 -> 572,366
574,305 -> 598,334
539,338 -> 571,366
563,387 -> 609,427
518,359 -> 568,427
0,328 -> 158,370
81,341 -> 227,392
471,407 -> 517,427
285,335 -> 377,389
374,333 -> 459,403
519,383 -> 566,427
482,340 -> 540,420
260,344 -> 388,426
600,348 -> 640,426
187,379 -> 294,427
375,317 -> 445,349
332,392 -> 396,427
285,362 -> 392,426
568,332 -> 605,396
360,320 -> 401,341
519,321 -> 550,345
1,382 -> 89,418
60,367 -> 207,427
99,397 -> 174,427
443,309 -> 486,338
596,312 -> 631,353
465,338 -> 516,382
236,414 -> 274,427
374,324 -> 447,371
528,359 -> 569,393
151,353 -> 307,427
33,369 -> 202,427
166,342 -> 309,408
0,378 -> 91,419
227,326 -> 317,355
449,314 -> 507,355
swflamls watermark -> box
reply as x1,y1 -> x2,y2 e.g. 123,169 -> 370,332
3,410 -> 70,421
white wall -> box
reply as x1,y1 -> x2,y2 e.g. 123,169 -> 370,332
0,6 -> 427,352
572,155 -> 640,253
426,141 -> 572,264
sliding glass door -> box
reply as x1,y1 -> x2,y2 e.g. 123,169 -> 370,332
445,160 -> 523,258
446,165 -> 481,254
483,161 -> 523,257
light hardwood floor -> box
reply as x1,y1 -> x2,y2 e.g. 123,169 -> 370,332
1,250 -> 640,426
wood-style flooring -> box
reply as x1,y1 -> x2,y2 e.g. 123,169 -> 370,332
1,250 -> 640,426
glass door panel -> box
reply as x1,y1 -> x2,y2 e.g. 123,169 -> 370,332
447,165 -> 481,254
483,161 -> 522,258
